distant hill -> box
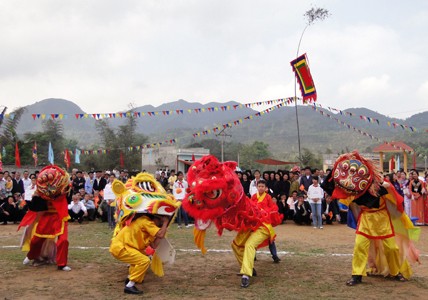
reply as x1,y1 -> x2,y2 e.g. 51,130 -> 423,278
10,98 -> 427,156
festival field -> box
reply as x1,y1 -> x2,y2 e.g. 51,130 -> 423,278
0,222 -> 427,300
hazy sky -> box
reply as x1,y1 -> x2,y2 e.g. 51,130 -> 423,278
1,0 -> 427,119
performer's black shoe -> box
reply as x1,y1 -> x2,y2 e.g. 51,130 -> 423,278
124,285 -> 143,294
346,275 -> 362,286
241,276 -> 250,288
272,255 -> 281,263
394,273 -> 407,282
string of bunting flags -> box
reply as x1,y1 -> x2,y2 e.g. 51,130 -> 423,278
308,103 -> 424,133
310,106 -> 427,157
191,100 -> 294,138
0,98 -> 296,121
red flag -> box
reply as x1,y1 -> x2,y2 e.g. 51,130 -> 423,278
290,53 -> 317,102
15,142 -> 21,168
64,149 -> 71,169
192,153 -> 195,162
120,151 -> 124,168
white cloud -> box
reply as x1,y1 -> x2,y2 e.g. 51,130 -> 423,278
0,0 -> 427,120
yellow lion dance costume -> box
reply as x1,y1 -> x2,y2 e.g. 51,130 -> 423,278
109,173 -> 180,295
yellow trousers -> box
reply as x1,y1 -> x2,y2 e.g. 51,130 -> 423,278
110,241 -> 150,283
231,227 -> 270,276
352,234 -> 400,276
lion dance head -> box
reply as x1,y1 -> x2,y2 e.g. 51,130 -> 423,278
112,172 -> 180,235
330,150 -> 382,200
183,155 -> 243,223
37,165 -> 71,200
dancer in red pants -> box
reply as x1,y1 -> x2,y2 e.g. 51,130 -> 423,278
19,165 -> 72,271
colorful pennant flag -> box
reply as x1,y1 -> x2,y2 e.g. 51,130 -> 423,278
32,142 -> 38,167
290,53 -> 317,102
64,149 -> 71,169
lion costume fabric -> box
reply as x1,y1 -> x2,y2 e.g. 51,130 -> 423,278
19,165 -> 71,269
182,155 -> 282,280
321,151 -> 420,285
109,172 -> 180,291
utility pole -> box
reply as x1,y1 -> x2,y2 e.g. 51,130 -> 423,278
216,128 -> 231,162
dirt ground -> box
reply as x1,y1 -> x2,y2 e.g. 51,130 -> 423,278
0,221 -> 427,300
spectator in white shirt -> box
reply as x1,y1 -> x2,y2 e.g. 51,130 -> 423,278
307,176 -> 324,229
22,171 -> 32,191
249,170 -> 262,196
24,177 -> 37,203
68,194 -> 87,224
173,171 -> 192,228
103,174 -> 117,229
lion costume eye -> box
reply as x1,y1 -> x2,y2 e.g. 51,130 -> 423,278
359,180 -> 368,190
126,194 -> 142,208
341,160 -> 350,171
204,189 -> 221,200
358,165 -> 368,177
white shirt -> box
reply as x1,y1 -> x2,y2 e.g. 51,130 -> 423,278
24,184 -> 37,201
249,179 -> 260,196
103,182 -> 116,201
22,178 -> 32,190
287,197 -> 296,211
173,180 -> 188,200
307,184 -> 324,204
68,201 -> 87,214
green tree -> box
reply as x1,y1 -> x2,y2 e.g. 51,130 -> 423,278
0,107 -> 26,164
89,114 -> 148,170
23,120 -> 78,169
298,148 -> 322,169
239,141 -> 271,170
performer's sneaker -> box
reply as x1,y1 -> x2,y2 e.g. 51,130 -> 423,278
185,224 -> 194,228
241,276 -> 250,288
272,256 -> 281,263
346,275 -> 362,286
23,257 -> 31,265
58,265 -> 72,271
124,286 -> 144,294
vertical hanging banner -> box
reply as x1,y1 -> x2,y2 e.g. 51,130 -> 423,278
75,149 -> 81,164
290,53 -> 317,103
48,142 -> 54,164
120,151 -> 124,168
15,142 -> 21,168
32,142 -> 38,167
64,149 -> 71,169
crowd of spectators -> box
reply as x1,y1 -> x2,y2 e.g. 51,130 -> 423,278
236,166 -> 428,228
1,165 -> 427,228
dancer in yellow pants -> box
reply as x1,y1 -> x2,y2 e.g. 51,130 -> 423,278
110,214 -> 169,294
232,227 -> 270,277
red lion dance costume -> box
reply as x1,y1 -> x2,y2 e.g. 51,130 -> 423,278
19,165 -> 71,271
321,151 -> 420,286
182,155 -> 282,288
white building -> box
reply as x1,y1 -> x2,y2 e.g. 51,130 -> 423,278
141,146 -> 209,174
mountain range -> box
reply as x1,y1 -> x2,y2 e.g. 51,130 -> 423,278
9,98 -> 428,157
